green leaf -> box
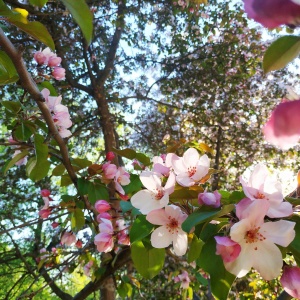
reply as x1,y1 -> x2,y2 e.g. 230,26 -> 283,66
72,158 -> 92,171
112,148 -> 151,166
26,134 -> 50,181
131,240 -> 165,279
130,215 -> 154,244
1,100 -> 21,114
2,149 -> 29,174
61,174 -> 73,186
71,208 -> 85,232
123,174 -> 142,195
182,204 -> 234,233
120,201 -> 133,213
29,0 -> 48,8
287,215 -> 300,265
263,36 -> 300,73
117,282 -> 132,299
60,0 -> 93,45
38,81 -> 58,96
187,235 -> 204,263
14,121 -> 36,141
78,178 -> 89,195
0,3 -> 55,49
88,181 -> 109,204
197,238 -> 235,300
52,164 -> 66,176
0,51 -> 19,85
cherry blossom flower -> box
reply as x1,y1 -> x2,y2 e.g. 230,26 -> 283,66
83,261 -> 94,277
171,148 -> 210,187
198,190 -> 221,208
52,67 -> 66,80
224,199 -> 295,280
239,164 -> 293,218
263,99 -> 300,150
34,48 -> 54,65
215,236 -> 241,263
174,270 -> 190,289
244,0 -> 300,29
131,171 -> 176,214
102,162 -> 117,179
96,212 -> 112,222
114,167 -> 130,195
95,200 -> 111,213
152,153 -> 175,176
146,205 -> 188,256
280,266 -> 300,299
47,56 -> 62,67
94,219 -> 114,253
61,232 -> 76,246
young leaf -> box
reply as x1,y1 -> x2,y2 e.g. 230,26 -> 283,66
60,0 -> 93,45
29,0 -> 48,8
263,36 -> 300,73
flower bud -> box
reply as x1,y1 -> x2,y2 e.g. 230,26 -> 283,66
39,208 -> 52,219
215,236 -> 241,263
48,56 -> 62,67
52,67 -> 66,80
280,266 -> 300,299
198,190 -> 221,208
95,200 -> 111,213
106,151 -> 115,161
96,212 -> 112,222
41,189 -> 51,197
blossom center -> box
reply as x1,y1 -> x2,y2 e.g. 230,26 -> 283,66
188,166 -> 196,177
155,189 -> 164,200
244,226 -> 265,244
254,192 -> 265,199
167,216 -> 179,233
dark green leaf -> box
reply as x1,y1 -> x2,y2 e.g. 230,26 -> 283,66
2,100 -> 21,114
14,121 -> 36,141
263,36 -> 300,73
60,0 -> 93,45
61,174 -> 73,186
0,51 -> 19,85
78,178 -> 90,195
88,181 -> 109,204
187,235 -> 204,263
130,215 -> 154,244
287,215 -> 300,265
123,174 -> 142,195
131,240 -> 165,279
52,164 -> 66,176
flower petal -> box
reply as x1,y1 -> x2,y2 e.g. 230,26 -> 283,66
172,229 -> 188,256
151,226 -> 173,248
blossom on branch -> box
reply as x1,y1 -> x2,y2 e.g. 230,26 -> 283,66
215,236 -> 241,263
94,218 -> 114,253
171,148 -> 210,187
224,199 -> 295,280
174,270 -> 190,289
131,171 -> 176,214
198,190 -> 221,208
146,205 -> 188,256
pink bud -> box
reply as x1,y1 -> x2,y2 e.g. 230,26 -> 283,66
96,212 -> 112,222
117,231 -> 130,246
76,240 -> 83,248
51,222 -> 60,228
34,51 -> 47,65
39,208 -> 52,219
119,193 -> 129,201
280,266 -> 300,299
102,162 -> 117,179
48,56 -> 62,67
106,151 -> 115,161
215,236 -> 241,263
52,67 -> 66,80
95,200 -> 111,213
198,190 -> 221,208
41,189 -> 51,197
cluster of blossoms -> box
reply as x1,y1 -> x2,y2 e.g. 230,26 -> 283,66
41,88 -> 72,138
215,164 -> 295,281
94,200 -> 130,252
34,47 -> 66,80
38,189 -> 53,219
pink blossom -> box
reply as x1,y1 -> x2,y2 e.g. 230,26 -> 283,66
131,171 -> 176,214
53,111 -> 72,128
61,232 -> 76,246
96,212 -> 112,222
52,67 -> 66,80
83,261 -> 94,277
39,208 -> 52,219
215,236 -> 241,263
198,190 -> 221,208
95,200 -> 111,213
117,231 -> 130,246
263,100 -> 300,150
244,0 -> 300,29
114,167 -> 130,195
106,151 -> 115,161
171,148 -> 210,187
239,164 -> 292,218
280,266 -> 300,299
41,88 -> 64,113
47,56 -> 62,67
34,47 -> 56,65
57,127 -> 72,138
174,271 -> 190,289
146,205 -> 188,256
225,199 -> 295,280
152,153 -> 175,176
94,219 -> 114,253
102,162 -> 117,179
